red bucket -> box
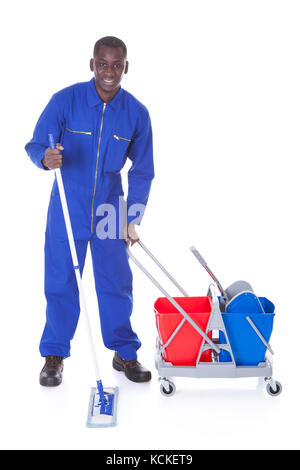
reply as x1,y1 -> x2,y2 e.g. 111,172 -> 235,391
154,296 -> 212,365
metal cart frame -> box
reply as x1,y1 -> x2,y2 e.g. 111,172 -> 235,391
128,241 -> 282,397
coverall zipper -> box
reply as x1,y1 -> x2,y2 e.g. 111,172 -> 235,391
65,128 -> 92,135
91,103 -> 106,232
113,134 -> 132,142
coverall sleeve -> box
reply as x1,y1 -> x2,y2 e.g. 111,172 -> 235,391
25,94 -> 64,170
127,108 -> 154,224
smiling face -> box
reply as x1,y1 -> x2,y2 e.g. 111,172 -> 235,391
90,45 -> 128,102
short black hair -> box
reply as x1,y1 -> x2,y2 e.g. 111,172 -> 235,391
93,36 -> 127,58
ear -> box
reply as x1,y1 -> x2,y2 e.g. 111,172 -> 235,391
90,58 -> 94,72
124,61 -> 129,74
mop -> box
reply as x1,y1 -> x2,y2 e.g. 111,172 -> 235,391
48,134 -> 118,428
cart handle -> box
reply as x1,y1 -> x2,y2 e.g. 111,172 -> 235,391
127,241 -> 220,354
136,240 -> 188,296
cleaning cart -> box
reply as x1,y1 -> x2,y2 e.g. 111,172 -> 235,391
128,241 -> 282,397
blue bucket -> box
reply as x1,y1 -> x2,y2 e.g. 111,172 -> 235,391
219,297 -> 275,366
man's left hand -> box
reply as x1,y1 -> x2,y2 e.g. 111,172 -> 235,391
123,222 -> 139,245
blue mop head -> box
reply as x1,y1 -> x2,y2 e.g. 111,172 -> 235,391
86,383 -> 119,428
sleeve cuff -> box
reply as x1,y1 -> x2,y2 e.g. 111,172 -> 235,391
127,202 -> 145,225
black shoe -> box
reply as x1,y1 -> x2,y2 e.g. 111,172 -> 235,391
112,352 -> 151,383
39,355 -> 64,387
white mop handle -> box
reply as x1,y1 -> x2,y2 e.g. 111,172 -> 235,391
48,134 -> 101,382
55,170 -> 79,266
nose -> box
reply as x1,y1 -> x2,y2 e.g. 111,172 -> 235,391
103,65 -> 115,76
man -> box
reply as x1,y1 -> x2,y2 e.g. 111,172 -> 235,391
25,36 -> 154,386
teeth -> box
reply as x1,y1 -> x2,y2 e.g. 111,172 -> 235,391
104,79 -> 113,83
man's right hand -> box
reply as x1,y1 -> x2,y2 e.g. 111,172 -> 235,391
42,143 -> 64,170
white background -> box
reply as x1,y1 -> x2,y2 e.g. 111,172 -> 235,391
0,0 -> 299,451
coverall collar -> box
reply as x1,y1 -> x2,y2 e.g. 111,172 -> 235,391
87,78 -> 123,109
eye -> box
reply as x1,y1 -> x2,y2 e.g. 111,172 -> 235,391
114,63 -> 122,69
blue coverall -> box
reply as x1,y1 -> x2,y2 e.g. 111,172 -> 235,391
25,78 -> 154,360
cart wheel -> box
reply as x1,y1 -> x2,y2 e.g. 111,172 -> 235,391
266,381 -> 282,397
160,381 -> 176,397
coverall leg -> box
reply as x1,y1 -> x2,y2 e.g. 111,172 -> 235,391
90,235 -> 141,361
40,230 -> 89,358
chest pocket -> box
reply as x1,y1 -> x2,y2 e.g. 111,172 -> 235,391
65,127 -> 93,136
62,122 -> 93,168
104,133 -> 133,172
